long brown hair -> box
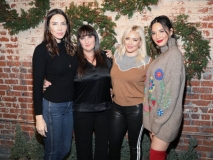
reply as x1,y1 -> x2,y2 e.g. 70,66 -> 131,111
43,8 -> 75,56
77,25 -> 105,77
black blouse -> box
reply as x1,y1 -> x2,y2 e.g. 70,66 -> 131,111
73,51 -> 112,112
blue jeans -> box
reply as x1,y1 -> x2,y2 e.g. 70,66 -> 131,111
42,98 -> 73,160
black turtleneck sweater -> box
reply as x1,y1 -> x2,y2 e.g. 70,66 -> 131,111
33,41 -> 78,115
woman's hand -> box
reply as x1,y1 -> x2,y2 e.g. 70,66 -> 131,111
43,80 -> 52,91
105,50 -> 113,58
36,115 -> 47,137
150,132 -> 155,141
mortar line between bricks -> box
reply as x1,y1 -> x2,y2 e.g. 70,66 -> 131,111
0,119 -> 35,124
181,131 -> 213,137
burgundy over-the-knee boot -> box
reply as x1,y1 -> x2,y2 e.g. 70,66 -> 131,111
149,148 -> 167,160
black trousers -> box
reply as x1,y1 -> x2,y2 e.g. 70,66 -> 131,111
73,109 -> 110,160
109,102 -> 143,160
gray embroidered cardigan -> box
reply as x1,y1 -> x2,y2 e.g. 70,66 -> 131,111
143,38 -> 185,142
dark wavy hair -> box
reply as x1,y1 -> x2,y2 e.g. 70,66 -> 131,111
43,8 -> 75,56
150,15 -> 177,53
76,25 -> 104,77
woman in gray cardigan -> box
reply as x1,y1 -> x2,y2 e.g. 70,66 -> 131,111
143,15 -> 185,160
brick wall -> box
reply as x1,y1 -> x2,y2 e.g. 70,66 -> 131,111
0,0 -> 213,159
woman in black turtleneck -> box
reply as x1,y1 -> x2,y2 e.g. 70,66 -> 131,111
32,9 -> 78,160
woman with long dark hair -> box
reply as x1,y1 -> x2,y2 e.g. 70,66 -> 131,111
44,24 -> 112,160
73,25 -> 112,160
32,9 -> 78,160
143,15 -> 185,160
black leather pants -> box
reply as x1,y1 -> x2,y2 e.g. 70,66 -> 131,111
109,102 -> 143,160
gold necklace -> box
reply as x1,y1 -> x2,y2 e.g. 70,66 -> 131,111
84,55 -> 95,64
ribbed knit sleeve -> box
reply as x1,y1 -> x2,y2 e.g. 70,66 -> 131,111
32,43 -> 47,115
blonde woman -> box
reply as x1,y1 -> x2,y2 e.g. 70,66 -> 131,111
109,25 -> 151,160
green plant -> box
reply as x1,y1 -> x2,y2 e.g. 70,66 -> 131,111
174,14 -> 211,82
102,0 -> 158,20
27,130 -> 44,160
66,139 -> 77,160
121,137 -> 130,160
142,131 -> 151,159
10,124 -> 28,160
65,2 -> 117,50
10,124 -> 199,160
167,148 -> 179,160
145,14 -> 211,83
0,0 -> 50,35
178,138 -> 198,160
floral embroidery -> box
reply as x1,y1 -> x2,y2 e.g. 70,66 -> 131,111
157,81 -> 172,109
145,69 -> 172,117
143,105 -> 151,116
148,77 -> 156,101
157,108 -> 164,116
158,81 -> 165,103
149,76 -> 155,92
149,93 -> 155,101
158,91 -> 171,109
155,69 -> 164,80
151,100 -> 156,106
144,105 -> 149,112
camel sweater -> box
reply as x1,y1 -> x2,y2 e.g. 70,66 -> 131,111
143,38 -> 185,142
110,53 -> 151,106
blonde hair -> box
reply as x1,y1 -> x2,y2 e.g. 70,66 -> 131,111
116,25 -> 147,67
